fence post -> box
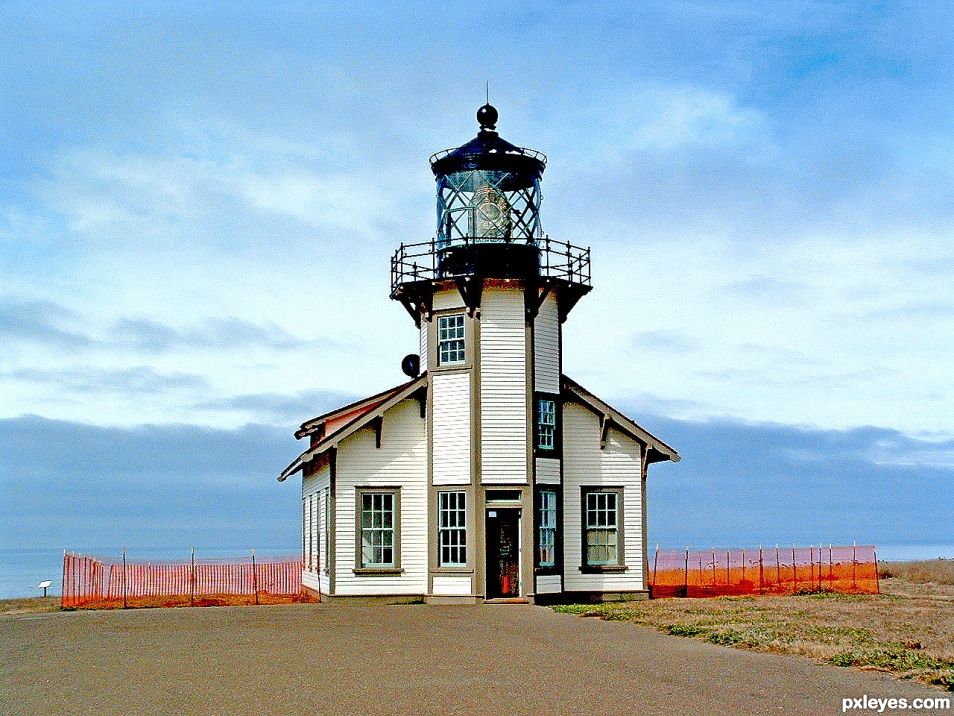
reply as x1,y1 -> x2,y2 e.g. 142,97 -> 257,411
725,550 -> 730,587
741,548 -> 745,584
711,549 -> 716,587
190,547 -> 195,607
758,545 -> 764,594
683,548 -> 689,597
829,544 -> 833,588
792,545 -> 797,593
809,545 -> 815,590
252,549 -> 259,605
852,542 -> 857,590
122,547 -> 128,609
873,546 -> 880,594
651,545 -> 659,596
775,545 -> 781,588
61,550 -> 67,609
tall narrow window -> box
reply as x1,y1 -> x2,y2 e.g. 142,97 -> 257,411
538,490 -> 557,567
311,493 -> 319,573
583,489 -> 623,567
322,487 -> 330,575
438,491 -> 467,566
358,490 -> 397,569
302,498 -> 307,566
536,398 -> 557,450
437,314 -> 465,365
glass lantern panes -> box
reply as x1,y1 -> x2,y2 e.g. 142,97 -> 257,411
361,492 -> 395,568
436,170 -> 542,247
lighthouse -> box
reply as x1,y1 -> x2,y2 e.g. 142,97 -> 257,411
280,105 -> 679,604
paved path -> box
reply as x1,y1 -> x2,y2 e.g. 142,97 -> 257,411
0,604 -> 949,715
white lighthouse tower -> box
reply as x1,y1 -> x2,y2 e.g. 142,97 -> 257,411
281,105 -> 678,603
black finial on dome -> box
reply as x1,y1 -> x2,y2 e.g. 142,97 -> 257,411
477,103 -> 498,132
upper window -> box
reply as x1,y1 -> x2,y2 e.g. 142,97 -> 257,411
583,489 -> 623,567
535,398 -> 557,451
538,490 -> 557,568
358,490 -> 398,570
437,314 -> 466,365
438,491 -> 467,567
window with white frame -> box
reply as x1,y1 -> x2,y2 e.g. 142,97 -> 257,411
438,491 -> 467,566
437,314 -> 465,365
358,490 -> 397,569
311,493 -> 319,573
538,490 -> 557,567
322,487 -> 329,575
536,398 -> 557,451
583,489 -> 622,567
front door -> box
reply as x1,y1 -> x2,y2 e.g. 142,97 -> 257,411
486,509 -> 520,598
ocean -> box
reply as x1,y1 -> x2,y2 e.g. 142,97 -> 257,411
0,546 -> 300,599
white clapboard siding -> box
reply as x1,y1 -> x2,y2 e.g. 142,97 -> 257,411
334,399 -> 428,595
479,287 -> 528,483
432,575 -> 473,596
303,463 -> 331,594
536,575 -> 562,594
433,289 -> 465,312
533,292 -> 560,394
535,457 -> 560,485
432,372 -> 471,484
419,320 -> 428,372
562,402 -> 645,593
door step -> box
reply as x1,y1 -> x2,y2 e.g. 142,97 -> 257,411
484,598 -> 530,604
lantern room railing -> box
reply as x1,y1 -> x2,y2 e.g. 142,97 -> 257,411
390,236 -> 591,297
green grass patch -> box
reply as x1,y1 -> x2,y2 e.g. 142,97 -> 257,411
664,623 -> 707,637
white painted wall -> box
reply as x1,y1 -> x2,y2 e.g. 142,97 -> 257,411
535,457 -> 560,485
433,289 -> 465,312
432,371 -> 471,484
302,462 -> 331,595
562,402 -> 645,593
533,292 -> 560,394
432,575 -> 473,596
334,398 -> 428,596
479,287 -> 528,484
536,575 -> 562,594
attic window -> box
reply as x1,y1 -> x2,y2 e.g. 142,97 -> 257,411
437,314 -> 465,365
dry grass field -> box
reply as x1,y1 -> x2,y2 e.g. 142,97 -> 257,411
554,561 -> 954,692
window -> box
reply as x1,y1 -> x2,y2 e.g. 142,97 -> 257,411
322,487 -> 330,575
536,398 -> 557,451
538,490 -> 557,567
438,491 -> 467,566
583,489 -> 623,568
357,489 -> 399,570
437,314 -> 465,365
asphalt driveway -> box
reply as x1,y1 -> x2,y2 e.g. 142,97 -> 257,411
0,603 -> 949,715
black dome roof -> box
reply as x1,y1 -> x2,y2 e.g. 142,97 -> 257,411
429,105 -> 547,178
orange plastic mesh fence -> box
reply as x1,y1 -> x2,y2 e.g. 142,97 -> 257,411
649,545 -> 878,598
61,552 -> 308,609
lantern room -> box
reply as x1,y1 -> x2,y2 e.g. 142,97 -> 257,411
430,103 -> 546,246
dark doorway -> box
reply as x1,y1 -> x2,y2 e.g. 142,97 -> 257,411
486,509 -> 520,598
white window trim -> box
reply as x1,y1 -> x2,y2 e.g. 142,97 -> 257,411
438,491 -> 467,567
437,314 -> 466,366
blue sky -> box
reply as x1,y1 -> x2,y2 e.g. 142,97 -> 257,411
1,2 -> 951,554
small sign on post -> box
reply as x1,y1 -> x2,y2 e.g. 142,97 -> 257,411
38,580 -> 52,598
